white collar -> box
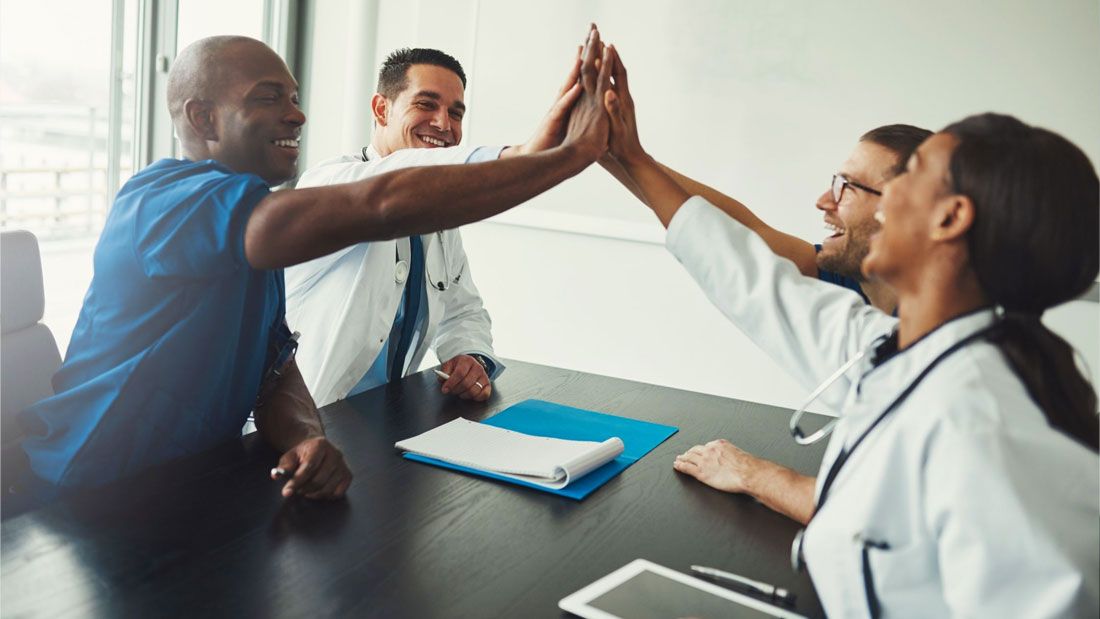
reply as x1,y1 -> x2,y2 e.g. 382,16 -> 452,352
852,308 -> 997,406
363,144 -> 383,162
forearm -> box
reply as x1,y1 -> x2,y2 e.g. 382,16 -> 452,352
656,162 -> 817,276
745,458 -> 817,525
619,154 -> 692,228
600,158 -> 650,206
245,145 -> 591,269
254,360 -> 325,452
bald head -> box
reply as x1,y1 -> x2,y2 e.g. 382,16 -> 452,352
168,36 -> 273,125
166,36 -> 304,184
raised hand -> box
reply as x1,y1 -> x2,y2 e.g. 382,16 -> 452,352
603,45 -> 647,166
561,24 -> 614,163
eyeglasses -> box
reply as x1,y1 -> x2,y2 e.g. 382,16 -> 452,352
831,173 -> 882,203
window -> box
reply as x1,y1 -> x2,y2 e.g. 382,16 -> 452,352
1,0 -> 299,354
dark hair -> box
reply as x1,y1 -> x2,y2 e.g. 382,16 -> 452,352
944,112 -> 1099,451
860,124 -> 933,177
376,48 -> 466,99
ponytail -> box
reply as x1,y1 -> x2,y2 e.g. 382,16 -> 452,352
941,113 -> 1099,452
988,312 -> 1099,452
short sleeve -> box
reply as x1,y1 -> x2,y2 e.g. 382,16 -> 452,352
135,169 -> 269,278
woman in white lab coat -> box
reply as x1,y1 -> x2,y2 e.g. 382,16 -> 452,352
598,48 -> 1099,617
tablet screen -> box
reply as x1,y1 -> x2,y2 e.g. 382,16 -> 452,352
588,570 -> 777,619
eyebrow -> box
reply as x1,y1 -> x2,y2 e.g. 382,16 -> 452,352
838,170 -> 875,187
249,80 -> 299,95
413,90 -> 466,113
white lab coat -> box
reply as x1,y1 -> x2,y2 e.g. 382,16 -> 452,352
286,145 -> 505,407
666,196 -> 1099,618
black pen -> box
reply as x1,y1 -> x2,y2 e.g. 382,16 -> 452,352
690,565 -> 795,604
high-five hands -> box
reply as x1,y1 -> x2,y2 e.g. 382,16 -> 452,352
602,45 -> 647,167
561,24 -> 615,164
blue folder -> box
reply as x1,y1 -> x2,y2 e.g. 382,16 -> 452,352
403,399 -> 679,500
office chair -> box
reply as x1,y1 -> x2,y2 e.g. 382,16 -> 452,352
1,230 -> 62,496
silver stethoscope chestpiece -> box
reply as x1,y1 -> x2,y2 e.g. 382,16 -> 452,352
394,259 -> 409,284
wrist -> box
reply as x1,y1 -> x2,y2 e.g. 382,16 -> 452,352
738,453 -> 768,497
620,150 -> 653,172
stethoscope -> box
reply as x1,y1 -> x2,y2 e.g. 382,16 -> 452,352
392,232 -> 464,291
789,325 -> 996,574
788,349 -> 867,445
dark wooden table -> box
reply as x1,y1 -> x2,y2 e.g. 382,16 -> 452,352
1,361 -> 829,618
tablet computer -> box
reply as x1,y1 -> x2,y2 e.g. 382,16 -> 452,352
558,559 -> 806,619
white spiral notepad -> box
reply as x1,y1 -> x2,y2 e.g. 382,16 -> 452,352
395,418 -> 625,489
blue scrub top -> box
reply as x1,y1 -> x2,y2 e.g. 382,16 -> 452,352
813,244 -> 870,305
20,158 -> 290,487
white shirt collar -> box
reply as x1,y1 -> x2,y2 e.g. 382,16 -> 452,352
363,143 -> 383,162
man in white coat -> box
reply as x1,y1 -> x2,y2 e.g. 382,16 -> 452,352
288,47 -> 580,407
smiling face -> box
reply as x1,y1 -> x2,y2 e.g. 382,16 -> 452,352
206,41 -> 305,185
370,64 -> 465,157
862,132 -> 960,286
814,140 -> 898,279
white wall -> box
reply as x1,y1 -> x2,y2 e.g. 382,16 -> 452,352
301,0 -> 1100,413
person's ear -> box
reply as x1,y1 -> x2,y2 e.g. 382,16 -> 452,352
930,194 -> 975,242
370,94 -> 389,127
184,99 -> 218,142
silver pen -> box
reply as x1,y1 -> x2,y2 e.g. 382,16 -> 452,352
690,565 -> 795,603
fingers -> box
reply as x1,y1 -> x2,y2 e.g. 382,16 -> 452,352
441,357 -> 471,394
279,439 -> 353,500
440,358 -> 456,375
274,450 -> 300,481
550,82 -> 582,119
605,90 -> 625,134
610,44 -> 630,98
673,454 -> 702,477
455,365 -> 488,400
595,44 -> 614,99
580,25 -> 601,93
557,47 -> 582,98
474,382 -> 492,402
283,444 -> 324,497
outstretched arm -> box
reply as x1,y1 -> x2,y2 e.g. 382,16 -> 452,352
600,46 -> 816,275
244,25 -> 614,270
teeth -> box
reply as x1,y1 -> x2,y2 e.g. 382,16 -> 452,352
420,135 -> 446,147
824,222 -> 845,234
273,138 -> 299,148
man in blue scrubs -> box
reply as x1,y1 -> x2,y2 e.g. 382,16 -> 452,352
17,29 -> 615,500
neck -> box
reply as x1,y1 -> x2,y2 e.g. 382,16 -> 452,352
895,268 -> 987,349
369,137 -> 392,158
859,279 -> 898,315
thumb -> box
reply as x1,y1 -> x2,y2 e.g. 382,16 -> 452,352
604,90 -> 623,124
274,449 -> 300,478
551,82 -> 582,119
441,358 -> 455,374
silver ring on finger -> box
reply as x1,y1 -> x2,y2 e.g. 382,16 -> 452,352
475,381 -> 484,390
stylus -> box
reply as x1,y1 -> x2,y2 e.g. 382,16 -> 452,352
690,565 -> 795,604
